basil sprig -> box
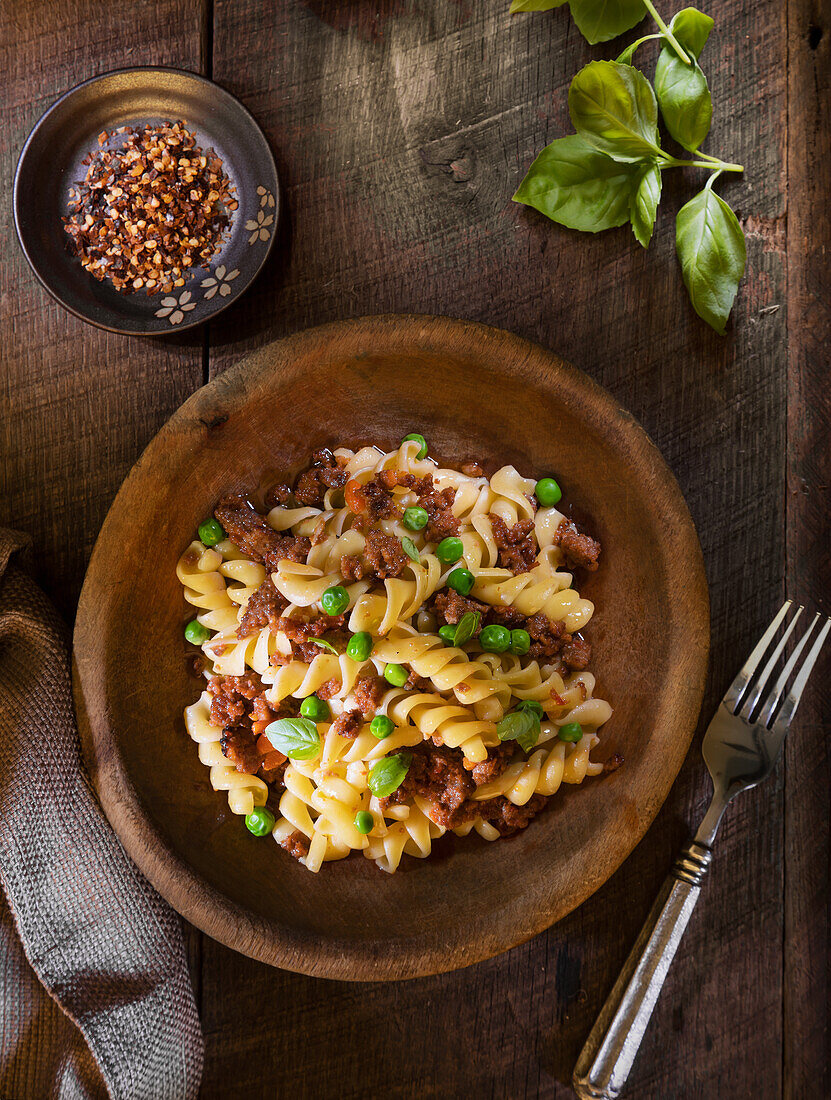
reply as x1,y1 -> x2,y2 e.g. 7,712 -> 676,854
368,752 -> 412,797
511,3 -> 747,333
497,708 -> 542,754
312,638 -> 339,655
264,717 -> 321,760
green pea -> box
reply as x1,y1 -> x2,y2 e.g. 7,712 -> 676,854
354,810 -> 374,835
245,806 -> 276,837
438,624 -> 457,644
184,619 -> 210,645
446,567 -> 475,596
535,477 -> 562,507
321,585 -> 350,616
479,624 -> 511,653
510,628 -> 531,655
346,631 -> 373,662
403,433 -> 428,460
300,695 -> 330,722
436,536 -> 464,565
199,517 -> 227,547
384,663 -> 409,687
517,699 -> 544,718
558,721 -> 584,743
403,506 -> 429,531
198,518 -> 226,546
370,715 -> 395,740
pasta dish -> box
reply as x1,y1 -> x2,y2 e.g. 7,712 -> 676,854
177,436 -> 614,873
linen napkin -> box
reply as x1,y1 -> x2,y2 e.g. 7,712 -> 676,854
0,529 -> 204,1100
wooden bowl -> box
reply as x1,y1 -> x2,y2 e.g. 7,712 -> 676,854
73,315 -> 709,980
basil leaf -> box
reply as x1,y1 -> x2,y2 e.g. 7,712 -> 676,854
453,611 -> 481,647
401,537 -> 420,563
497,710 -> 541,753
368,752 -> 412,798
654,49 -> 712,152
510,0 -> 567,10
669,6 -> 714,59
513,135 -> 638,232
569,61 -> 662,163
264,716 -> 321,760
312,638 -> 339,655
630,162 -> 662,248
516,715 -> 542,754
568,0 -> 645,45
676,185 -> 746,334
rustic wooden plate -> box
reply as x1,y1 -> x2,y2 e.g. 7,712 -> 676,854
13,67 -> 278,336
73,315 -> 709,980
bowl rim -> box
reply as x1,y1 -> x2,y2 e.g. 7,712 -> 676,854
73,313 -> 710,980
13,65 -> 279,337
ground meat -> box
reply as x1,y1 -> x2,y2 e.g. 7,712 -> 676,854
237,576 -> 289,637
331,709 -> 364,739
413,475 -> 460,542
404,669 -> 433,692
280,830 -> 310,861
489,514 -> 538,575
473,793 -> 548,835
429,589 -> 487,626
214,495 -> 310,569
469,742 -> 516,787
385,742 -> 475,814
219,725 -> 262,774
260,758 -> 288,785
461,461 -> 484,477
207,671 -> 261,727
526,612 -> 569,660
263,482 -> 293,508
364,530 -> 409,579
603,753 -> 624,774
352,675 -> 385,718
485,604 -> 527,628
561,635 -> 592,670
360,476 -> 398,521
340,553 -> 364,582
274,614 -> 347,663
555,520 -> 601,572
316,677 -> 342,701
293,448 -> 349,507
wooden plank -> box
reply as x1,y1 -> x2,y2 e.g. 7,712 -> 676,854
0,0 -> 207,620
785,2 -> 831,1097
203,1 -> 790,1096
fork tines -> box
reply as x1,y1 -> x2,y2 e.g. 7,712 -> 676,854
723,600 -> 831,730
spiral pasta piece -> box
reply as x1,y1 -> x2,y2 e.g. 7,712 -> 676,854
184,692 -> 269,816
373,625 -> 510,711
379,687 -> 496,762
348,557 -> 442,635
472,565 -> 594,633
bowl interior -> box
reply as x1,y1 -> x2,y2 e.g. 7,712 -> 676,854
14,68 -> 278,335
74,316 -> 709,979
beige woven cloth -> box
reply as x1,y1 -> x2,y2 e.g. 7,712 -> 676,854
0,530 -> 203,1100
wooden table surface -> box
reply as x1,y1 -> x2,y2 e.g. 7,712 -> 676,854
1,1 -> 828,1097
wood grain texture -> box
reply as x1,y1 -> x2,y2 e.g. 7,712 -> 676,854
785,2 -> 831,1097
1,0 -> 825,1095
0,0 -> 208,620
199,0 -> 791,1096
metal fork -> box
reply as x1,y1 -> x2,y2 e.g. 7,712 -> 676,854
573,601 -> 831,1100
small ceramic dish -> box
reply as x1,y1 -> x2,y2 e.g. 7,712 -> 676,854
13,67 -> 279,336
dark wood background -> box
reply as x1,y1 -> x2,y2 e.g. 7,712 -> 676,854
1,1 -> 828,1096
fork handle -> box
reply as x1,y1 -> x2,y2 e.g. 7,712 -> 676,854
572,841 -> 713,1100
